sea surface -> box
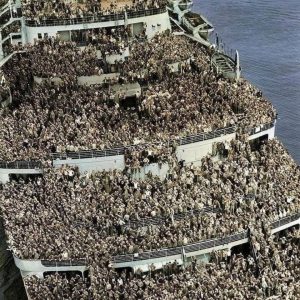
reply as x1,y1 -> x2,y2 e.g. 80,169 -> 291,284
194,0 -> 300,162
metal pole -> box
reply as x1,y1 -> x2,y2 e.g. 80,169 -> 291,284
9,0 -> 12,18
0,30 -> 3,59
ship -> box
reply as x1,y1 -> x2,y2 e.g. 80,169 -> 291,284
0,1 -> 298,299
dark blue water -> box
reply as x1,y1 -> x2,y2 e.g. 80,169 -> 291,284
194,0 -> 300,162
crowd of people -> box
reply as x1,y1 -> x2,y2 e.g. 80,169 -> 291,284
2,138 -> 298,298
118,33 -> 196,81
28,37 -> 102,78
27,30 -> 131,78
28,33 -> 196,80
0,0 -> 7,7
1,139 -> 299,261
124,143 -> 176,169
0,69 -> 10,104
1,51 -> 31,97
0,32 -> 276,163
21,0 -> 169,21
23,228 -> 299,299
0,5 -> 295,300
72,27 -> 130,56
0,3 -> 297,299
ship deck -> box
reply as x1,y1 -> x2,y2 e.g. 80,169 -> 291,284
73,0 -> 134,11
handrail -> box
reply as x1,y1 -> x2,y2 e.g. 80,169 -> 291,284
0,17 -> 22,31
12,212 -> 299,268
271,213 -> 300,229
51,126 -> 237,160
248,122 -> 274,136
73,206 -> 217,232
0,122 -> 275,168
0,160 -> 42,169
123,206 -> 217,229
51,121 -> 275,161
24,7 -> 167,27
113,231 -> 248,263
1,32 -> 22,44
113,212 -> 300,263
41,258 -> 86,267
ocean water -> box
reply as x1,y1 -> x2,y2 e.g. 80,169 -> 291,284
194,0 -> 300,162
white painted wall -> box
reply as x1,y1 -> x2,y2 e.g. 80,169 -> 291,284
14,256 -> 87,279
177,132 -> 236,165
131,163 -> 169,180
0,173 -> 9,183
53,156 -> 168,180
249,125 -> 275,140
77,73 -> 119,85
52,155 -> 125,173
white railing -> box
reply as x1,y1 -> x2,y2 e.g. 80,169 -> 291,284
24,7 -> 167,27
113,212 -> 300,265
11,212 -> 299,273
51,126 -> 237,160
0,160 -> 42,169
51,122 -> 275,161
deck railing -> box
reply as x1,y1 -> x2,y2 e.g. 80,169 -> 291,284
249,122 -> 274,136
24,7 -> 167,27
51,126 -> 237,160
113,212 -> 299,263
73,206 -> 217,232
51,122 -> 275,161
13,212 -> 299,268
113,231 -> 248,263
271,213 -> 300,229
41,259 -> 86,267
0,160 -> 42,169
0,122 -> 275,168
123,206 -> 217,229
